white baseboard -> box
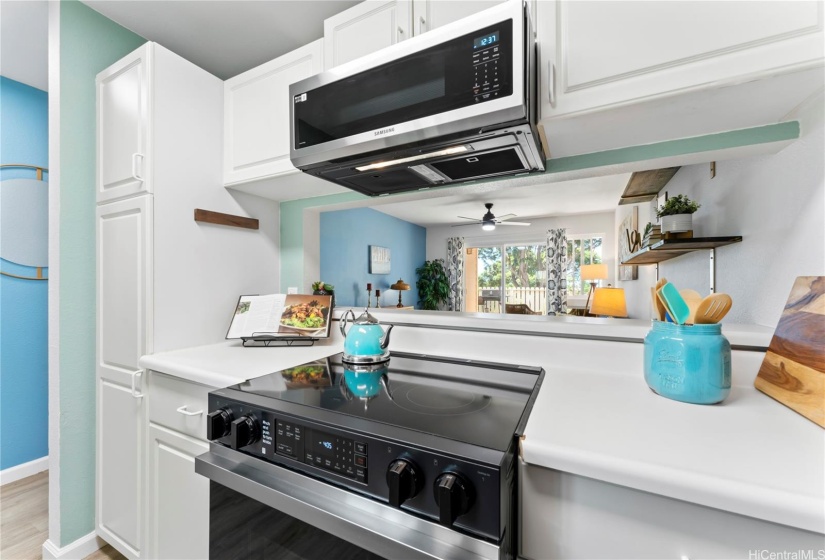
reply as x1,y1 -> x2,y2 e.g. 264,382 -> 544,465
42,533 -> 104,560
0,456 -> 49,486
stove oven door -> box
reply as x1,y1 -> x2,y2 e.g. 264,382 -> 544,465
195,445 -> 503,560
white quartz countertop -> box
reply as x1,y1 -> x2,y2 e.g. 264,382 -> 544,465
139,333 -> 344,387
521,366 -> 825,535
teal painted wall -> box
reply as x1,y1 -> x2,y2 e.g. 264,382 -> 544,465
58,1 -> 145,545
320,208 -> 426,308
0,77 -> 49,470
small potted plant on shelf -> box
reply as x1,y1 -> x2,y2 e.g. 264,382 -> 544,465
657,194 -> 701,233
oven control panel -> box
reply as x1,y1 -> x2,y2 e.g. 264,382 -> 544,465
207,395 -> 507,542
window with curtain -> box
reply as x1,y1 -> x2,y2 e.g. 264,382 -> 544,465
566,234 -> 604,296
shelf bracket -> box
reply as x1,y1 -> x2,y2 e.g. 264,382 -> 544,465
709,248 -> 716,294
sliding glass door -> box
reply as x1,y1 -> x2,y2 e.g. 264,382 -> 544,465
465,244 -> 546,315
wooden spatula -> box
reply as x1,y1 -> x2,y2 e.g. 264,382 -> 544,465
694,293 -> 733,324
653,278 -> 668,321
679,289 -> 703,324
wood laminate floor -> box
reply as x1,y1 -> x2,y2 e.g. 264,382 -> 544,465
0,472 -> 125,560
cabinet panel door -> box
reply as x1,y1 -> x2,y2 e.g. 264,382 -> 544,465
538,0 -> 824,119
147,425 -> 209,560
324,0 -> 412,69
97,43 -> 152,203
97,377 -> 143,559
412,0 -> 504,35
224,40 -> 323,186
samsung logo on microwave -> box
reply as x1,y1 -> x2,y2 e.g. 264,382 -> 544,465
374,127 -> 395,136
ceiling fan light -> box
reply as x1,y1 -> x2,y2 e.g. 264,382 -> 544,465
482,222 -> 496,231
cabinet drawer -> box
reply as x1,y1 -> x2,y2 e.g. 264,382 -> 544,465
147,372 -> 211,440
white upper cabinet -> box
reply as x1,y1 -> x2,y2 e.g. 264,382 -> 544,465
537,1 -> 825,122
324,1 -> 412,69
96,44 -> 152,203
223,39 -> 324,186
324,0 -> 504,69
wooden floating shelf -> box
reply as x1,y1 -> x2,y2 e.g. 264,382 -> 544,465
194,208 -> 258,230
618,167 -> 680,206
622,236 -> 743,265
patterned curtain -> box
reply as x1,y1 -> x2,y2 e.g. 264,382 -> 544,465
446,237 -> 465,312
545,229 -> 568,315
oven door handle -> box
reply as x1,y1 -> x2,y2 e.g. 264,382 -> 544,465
195,445 -> 500,560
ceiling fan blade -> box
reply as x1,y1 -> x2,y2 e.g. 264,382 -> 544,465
496,213 -> 517,221
451,222 -> 482,227
456,216 -> 480,221
496,221 -> 531,226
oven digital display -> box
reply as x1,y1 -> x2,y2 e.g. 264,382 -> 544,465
473,31 -> 499,49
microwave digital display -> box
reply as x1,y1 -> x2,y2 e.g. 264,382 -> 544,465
473,32 -> 499,49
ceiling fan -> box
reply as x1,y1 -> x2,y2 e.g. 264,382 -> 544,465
452,203 -> 531,231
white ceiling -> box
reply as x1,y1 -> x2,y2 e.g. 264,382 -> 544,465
81,0 -> 360,80
371,173 -> 632,227
0,1 -> 48,91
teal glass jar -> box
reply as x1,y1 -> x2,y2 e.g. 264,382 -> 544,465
644,320 -> 731,404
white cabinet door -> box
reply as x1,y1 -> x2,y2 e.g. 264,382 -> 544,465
96,43 -> 152,203
537,1 -> 825,120
224,39 -> 324,186
324,0 -> 412,69
146,424 -> 209,560
96,195 -> 153,559
412,0 -> 505,35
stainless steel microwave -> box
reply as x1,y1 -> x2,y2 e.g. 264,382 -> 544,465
289,1 -> 544,196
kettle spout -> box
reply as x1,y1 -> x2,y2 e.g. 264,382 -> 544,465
379,324 -> 394,350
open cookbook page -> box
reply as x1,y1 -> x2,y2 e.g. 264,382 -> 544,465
226,294 -> 333,339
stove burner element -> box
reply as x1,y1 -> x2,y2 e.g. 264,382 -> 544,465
396,386 -> 492,416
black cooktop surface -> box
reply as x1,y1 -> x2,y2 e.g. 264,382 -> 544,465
228,352 -> 543,452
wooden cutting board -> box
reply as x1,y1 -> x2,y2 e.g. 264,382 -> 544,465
755,276 -> 825,427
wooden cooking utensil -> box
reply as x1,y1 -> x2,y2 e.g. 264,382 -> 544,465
651,288 -> 664,321
694,293 -> 733,324
653,278 -> 668,321
679,289 -> 703,324
755,276 -> 825,427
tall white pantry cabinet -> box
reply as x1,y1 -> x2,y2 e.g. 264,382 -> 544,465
95,43 -> 279,559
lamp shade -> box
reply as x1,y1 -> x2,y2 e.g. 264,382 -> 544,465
390,279 -> 410,291
581,263 -> 608,281
590,287 -> 627,317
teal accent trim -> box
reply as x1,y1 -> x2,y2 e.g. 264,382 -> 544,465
545,122 -> 801,174
58,0 -> 145,546
280,192 -> 365,290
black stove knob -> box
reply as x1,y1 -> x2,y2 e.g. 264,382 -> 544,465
230,415 -> 260,450
434,472 -> 474,527
206,408 -> 233,441
386,459 -> 423,508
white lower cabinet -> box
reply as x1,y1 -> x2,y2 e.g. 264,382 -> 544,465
144,371 -> 211,560
519,461 -> 825,560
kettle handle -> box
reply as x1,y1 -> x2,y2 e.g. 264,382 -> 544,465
340,309 -> 356,337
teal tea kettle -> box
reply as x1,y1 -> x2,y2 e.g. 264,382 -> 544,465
340,308 -> 394,363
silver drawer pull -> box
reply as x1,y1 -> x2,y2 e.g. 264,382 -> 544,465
176,405 -> 203,416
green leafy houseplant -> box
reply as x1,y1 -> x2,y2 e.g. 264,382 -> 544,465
657,194 -> 701,217
311,281 -> 334,292
416,259 -> 450,310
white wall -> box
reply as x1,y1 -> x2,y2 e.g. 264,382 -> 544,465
617,96 -> 824,327
427,211 -> 617,306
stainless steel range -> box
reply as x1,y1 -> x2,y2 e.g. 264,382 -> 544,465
195,351 -> 543,559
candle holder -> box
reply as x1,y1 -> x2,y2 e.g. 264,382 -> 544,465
375,289 -> 381,308
366,283 -> 372,308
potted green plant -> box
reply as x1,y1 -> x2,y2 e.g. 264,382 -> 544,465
415,259 -> 450,310
312,281 -> 335,308
657,194 -> 701,233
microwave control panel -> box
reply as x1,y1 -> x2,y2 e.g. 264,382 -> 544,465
472,30 -> 501,103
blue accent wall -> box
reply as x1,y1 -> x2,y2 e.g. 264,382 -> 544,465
320,208 -> 426,309
0,76 -> 49,470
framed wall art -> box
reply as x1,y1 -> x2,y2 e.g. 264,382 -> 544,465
369,245 -> 391,274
